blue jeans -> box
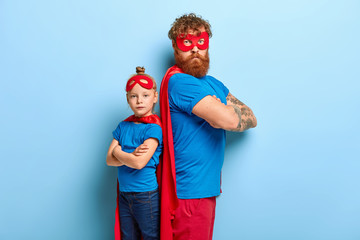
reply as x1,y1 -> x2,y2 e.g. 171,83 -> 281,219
118,189 -> 160,240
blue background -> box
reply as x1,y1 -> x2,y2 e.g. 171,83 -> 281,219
1,0 -> 359,239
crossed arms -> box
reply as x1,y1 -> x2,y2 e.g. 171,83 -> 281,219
106,138 -> 159,169
192,92 -> 257,132
107,92 -> 255,167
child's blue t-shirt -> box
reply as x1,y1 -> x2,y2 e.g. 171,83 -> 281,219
168,73 -> 229,199
112,121 -> 162,192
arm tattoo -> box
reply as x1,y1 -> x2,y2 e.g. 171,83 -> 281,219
227,93 -> 257,132
227,94 -> 245,106
231,105 -> 242,129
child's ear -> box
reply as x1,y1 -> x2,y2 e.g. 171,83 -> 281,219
154,91 -> 158,103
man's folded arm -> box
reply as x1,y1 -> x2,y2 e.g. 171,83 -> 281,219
192,92 -> 257,132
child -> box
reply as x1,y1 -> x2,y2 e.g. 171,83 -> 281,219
106,66 -> 162,240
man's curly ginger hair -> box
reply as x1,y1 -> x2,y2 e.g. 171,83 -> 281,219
168,13 -> 212,41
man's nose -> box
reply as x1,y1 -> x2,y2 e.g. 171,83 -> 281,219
191,46 -> 199,53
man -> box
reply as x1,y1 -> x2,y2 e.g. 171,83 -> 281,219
159,13 -> 257,240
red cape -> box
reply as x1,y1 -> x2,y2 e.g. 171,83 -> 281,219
159,66 -> 223,240
114,114 -> 162,240
158,65 -> 184,240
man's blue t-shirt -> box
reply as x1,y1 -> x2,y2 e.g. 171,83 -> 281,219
112,121 -> 163,192
168,73 -> 229,199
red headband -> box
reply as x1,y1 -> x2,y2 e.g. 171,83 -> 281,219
126,75 -> 154,91
176,31 -> 209,52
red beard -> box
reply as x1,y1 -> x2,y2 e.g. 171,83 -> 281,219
174,49 -> 210,78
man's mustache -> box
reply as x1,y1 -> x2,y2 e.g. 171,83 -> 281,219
187,53 -> 206,60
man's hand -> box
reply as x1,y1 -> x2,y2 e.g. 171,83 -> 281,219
212,95 -> 222,103
192,93 -> 257,132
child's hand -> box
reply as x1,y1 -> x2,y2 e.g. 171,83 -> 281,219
132,144 -> 149,156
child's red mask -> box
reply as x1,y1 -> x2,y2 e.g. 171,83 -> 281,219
176,31 -> 209,52
126,75 -> 153,91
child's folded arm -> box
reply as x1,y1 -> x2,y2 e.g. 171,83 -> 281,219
112,138 -> 159,170
106,139 -> 124,167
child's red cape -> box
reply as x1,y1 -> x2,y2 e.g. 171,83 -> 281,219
114,114 -> 162,240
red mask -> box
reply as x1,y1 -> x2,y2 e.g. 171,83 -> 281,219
176,31 -> 209,52
126,75 -> 154,91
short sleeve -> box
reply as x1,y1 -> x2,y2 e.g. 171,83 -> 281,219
112,124 -> 121,141
144,124 -> 163,144
207,76 -> 229,98
168,74 -> 216,115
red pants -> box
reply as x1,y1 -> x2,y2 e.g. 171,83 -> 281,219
172,197 -> 216,240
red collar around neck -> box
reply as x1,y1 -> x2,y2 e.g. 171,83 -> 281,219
123,114 -> 161,127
